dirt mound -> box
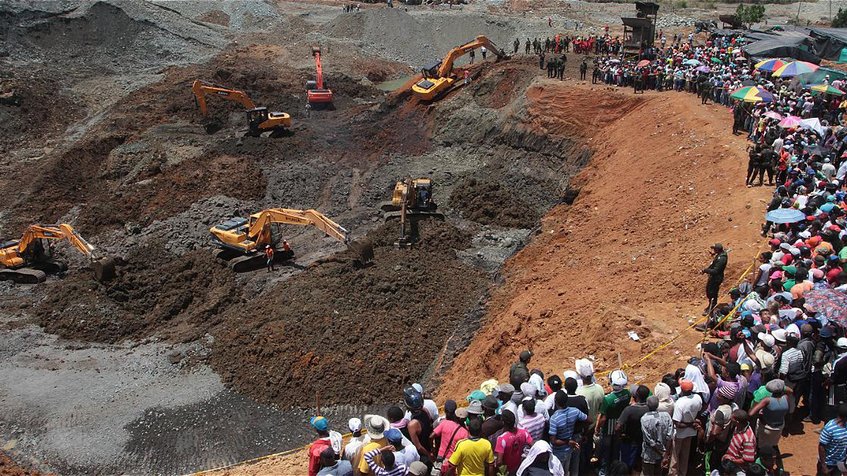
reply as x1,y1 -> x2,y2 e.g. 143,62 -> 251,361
0,451 -> 50,476
449,178 -> 539,228
198,10 -> 230,27
9,133 -> 265,233
0,72 -> 85,151
5,1 -> 225,74
211,220 -> 488,407
36,244 -> 241,344
439,82 -> 771,401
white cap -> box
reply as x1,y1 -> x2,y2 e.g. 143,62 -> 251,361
520,382 -> 537,398
348,417 -> 362,432
575,358 -> 595,377
837,337 -> 847,350
610,369 -> 628,387
411,383 -> 423,394
758,332 -> 775,348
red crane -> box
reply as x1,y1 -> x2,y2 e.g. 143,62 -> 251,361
306,46 -> 333,105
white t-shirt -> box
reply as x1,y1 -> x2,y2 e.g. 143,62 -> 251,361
673,394 -> 702,439
756,263 -> 772,286
392,444 -> 420,467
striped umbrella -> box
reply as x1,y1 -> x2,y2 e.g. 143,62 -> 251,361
772,61 -> 819,77
778,115 -> 802,128
755,58 -> 786,72
729,86 -> 774,103
809,83 -> 845,96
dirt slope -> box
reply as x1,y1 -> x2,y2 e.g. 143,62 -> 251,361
203,80 -> 778,476
439,82 -> 769,394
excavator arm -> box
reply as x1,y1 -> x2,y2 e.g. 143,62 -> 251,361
437,35 -> 507,78
1,224 -> 115,283
247,208 -> 350,247
191,80 -> 257,115
17,224 -> 95,259
312,47 -> 325,90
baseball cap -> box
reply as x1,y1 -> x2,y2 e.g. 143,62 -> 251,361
837,337 -> 847,350
467,400 -> 484,415
348,418 -> 362,433
610,370 -> 628,387
679,379 -> 694,392
310,416 -> 328,431
758,332 -> 775,348
411,383 -> 424,394
385,428 -> 403,444
496,383 -> 515,394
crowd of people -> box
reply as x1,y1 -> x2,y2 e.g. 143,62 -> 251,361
306,30 -> 847,476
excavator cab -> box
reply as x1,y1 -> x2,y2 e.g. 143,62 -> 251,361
420,61 -> 442,80
246,107 -> 270,131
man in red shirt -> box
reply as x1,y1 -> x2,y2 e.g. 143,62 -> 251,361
722,410 -> 756,473
308,416 -> 333,476
495,410 -> 533,475
265,245 -> 275,272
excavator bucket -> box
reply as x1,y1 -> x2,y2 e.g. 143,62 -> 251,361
93,257 -> 116,282
348,239 -> 374,266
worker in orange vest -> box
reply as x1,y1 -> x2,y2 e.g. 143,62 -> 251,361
265,245 -> 275,272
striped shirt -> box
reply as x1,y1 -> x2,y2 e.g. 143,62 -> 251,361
820,419 -> 847,466
518,412 -> 547,441
723,425 -> 756,464
779,347 -> 804,376
364,448 -> 407,476
548,407 -> 588,456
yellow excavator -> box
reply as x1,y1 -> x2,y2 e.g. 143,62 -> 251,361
381,178 -> 444,247
411,36 -> 508,101
0,224 -> 116,284
210,208 -> 373,271
191,80 -> 291,136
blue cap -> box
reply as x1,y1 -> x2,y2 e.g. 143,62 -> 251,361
821,326 -> 834,338
385,428 -> 403,443
310,416 -> 328,431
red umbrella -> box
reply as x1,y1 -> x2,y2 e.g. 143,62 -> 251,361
636,59 -> 650,68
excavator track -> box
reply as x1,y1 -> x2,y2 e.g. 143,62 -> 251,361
0,268 -> 47,284
213,249 -> 295,273
384,210 -> 445,221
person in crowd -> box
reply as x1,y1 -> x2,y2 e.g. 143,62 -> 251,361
640,396 -> 673,476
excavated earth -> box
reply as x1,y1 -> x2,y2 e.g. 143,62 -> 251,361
0,1 -> 597,473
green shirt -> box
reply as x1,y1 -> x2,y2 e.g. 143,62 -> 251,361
753,386 -> 772,404
600,389 -> 631,420
783,279 -> 796,292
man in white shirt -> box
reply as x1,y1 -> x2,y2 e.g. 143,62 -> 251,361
670,380 -> 702,475
343,418 -> 366,466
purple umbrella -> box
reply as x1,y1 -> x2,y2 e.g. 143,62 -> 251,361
695,65 -> 711,73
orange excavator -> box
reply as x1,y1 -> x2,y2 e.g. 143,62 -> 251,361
306,46 -> 333,105
0,224 -> 116,284
411,35 -> 508,101
210,208 -> 373,271
191,80 -> 291,136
